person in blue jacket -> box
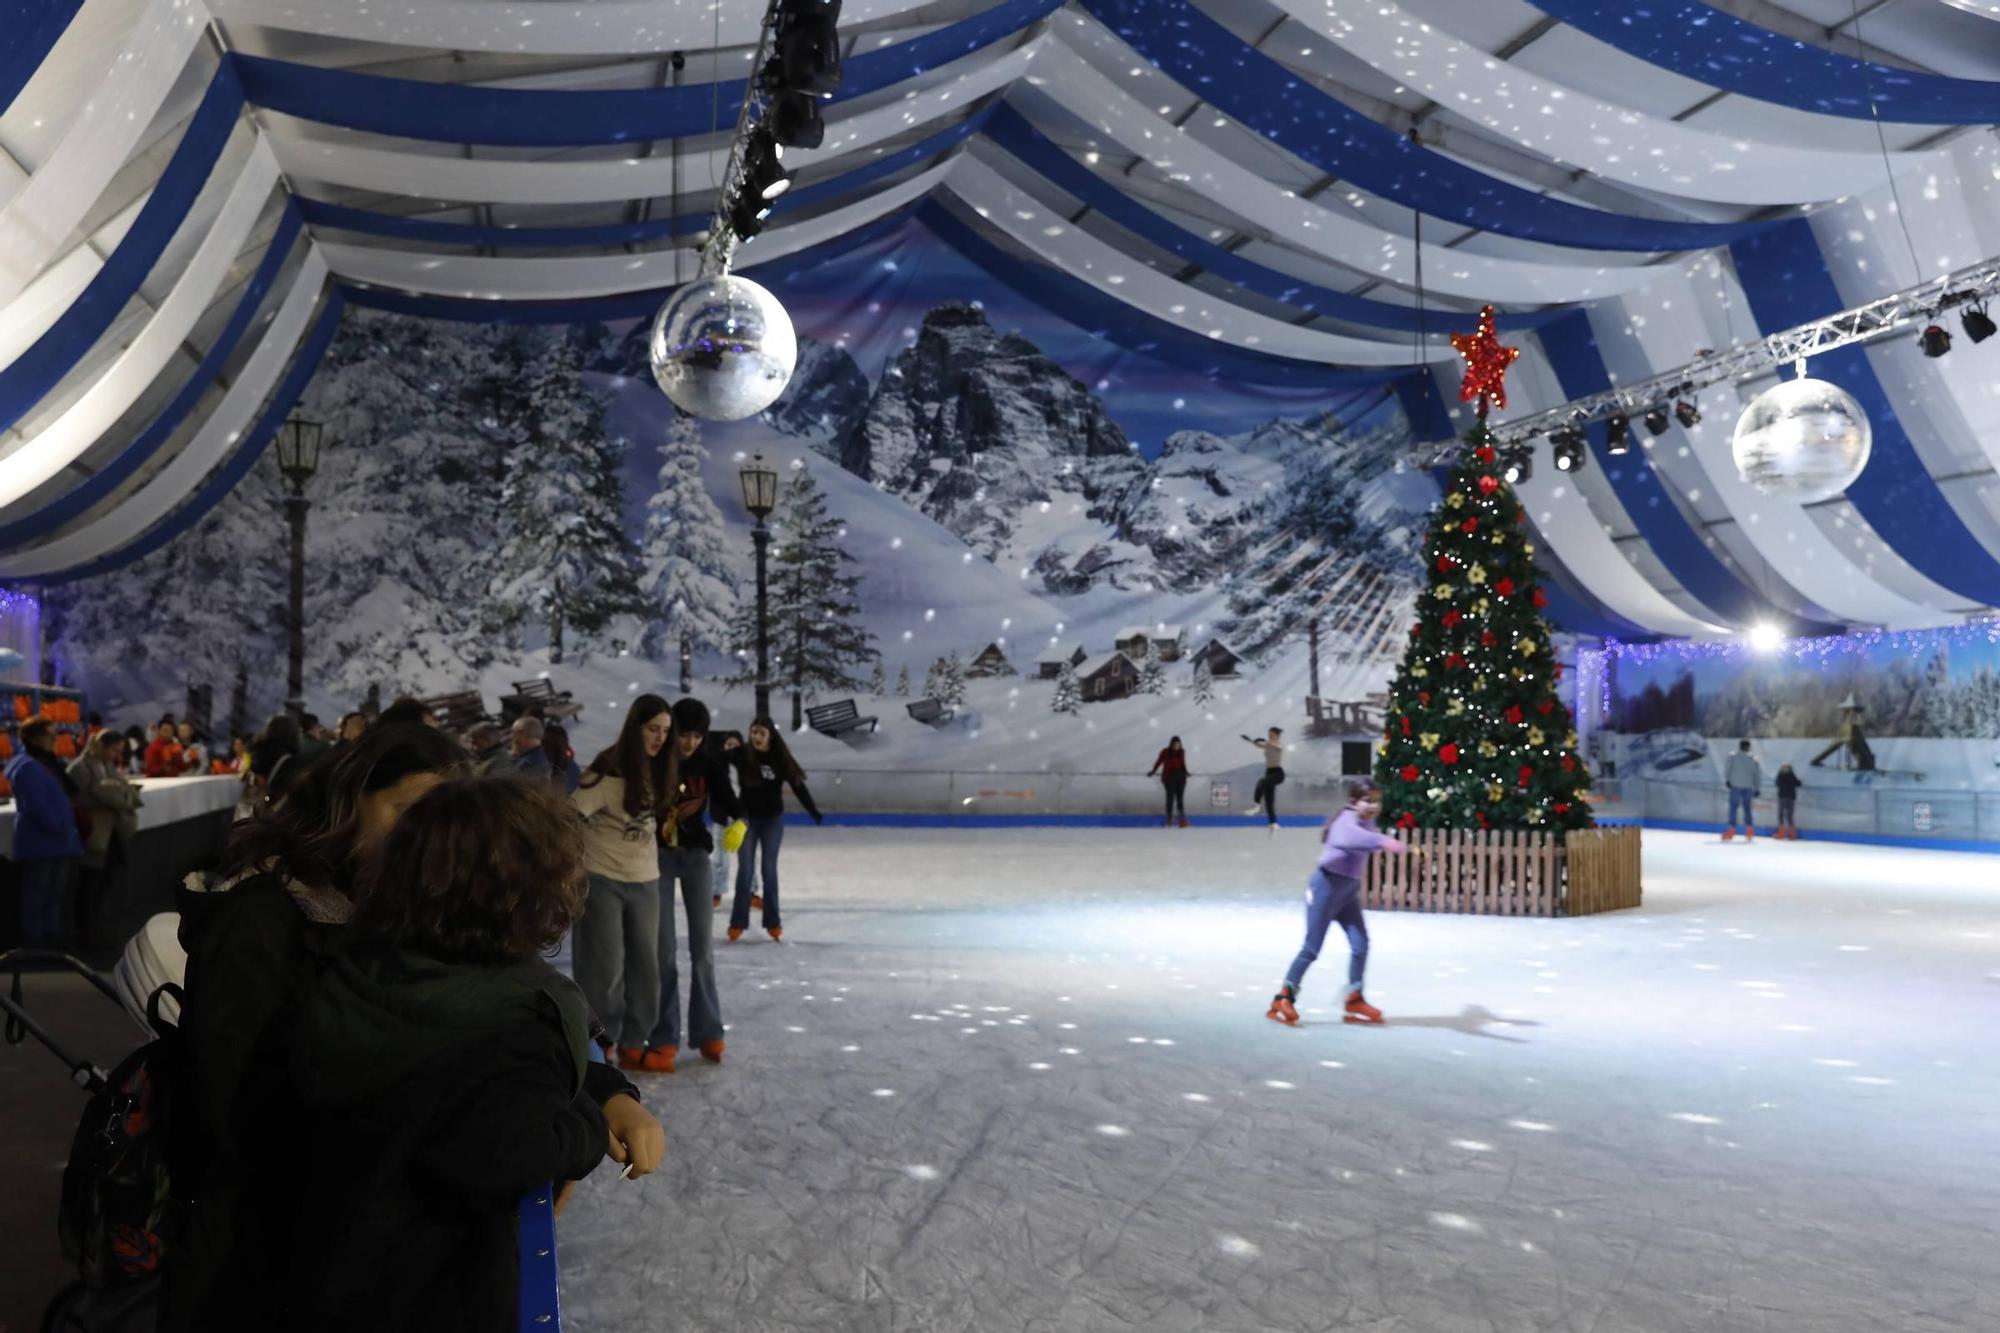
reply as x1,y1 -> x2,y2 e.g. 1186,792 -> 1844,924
7,717 -> 83,947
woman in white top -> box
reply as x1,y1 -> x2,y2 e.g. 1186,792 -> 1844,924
570,695 -> 677,1072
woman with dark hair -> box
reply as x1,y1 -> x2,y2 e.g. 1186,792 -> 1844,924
1147,736 -> 1190,829
542,722 -> 581,795
246,712 -> 305,809
727,716 -> 821,943
284,778 -> 620,1333
570,695 -> 676,1072
1265,778 -> 1408,1029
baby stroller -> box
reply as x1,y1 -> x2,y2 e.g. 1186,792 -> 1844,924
4,923 -> 567,1333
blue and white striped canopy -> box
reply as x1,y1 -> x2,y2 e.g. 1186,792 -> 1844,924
3,0 -> 1999,637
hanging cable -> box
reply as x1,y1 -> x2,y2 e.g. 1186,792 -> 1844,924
1851,0 -> 1925,288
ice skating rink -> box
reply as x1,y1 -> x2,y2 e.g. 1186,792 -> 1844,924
558,827 -> 2000,1333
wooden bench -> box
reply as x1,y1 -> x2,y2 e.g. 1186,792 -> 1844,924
906,697 -> 954,726
807,699 -> 879,737
421,690 -> 493,736
1307,696 -> 1383,735
500,677 -> 582,724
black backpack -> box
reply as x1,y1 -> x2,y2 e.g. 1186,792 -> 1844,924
57,983 -> 183,1290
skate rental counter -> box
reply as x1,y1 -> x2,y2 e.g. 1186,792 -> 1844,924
0,775 -> 241,953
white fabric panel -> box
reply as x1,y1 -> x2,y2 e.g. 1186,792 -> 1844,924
1036,32 -> 1663,306
1268,0 -> 1940,207
269,36 -> 1041,206
0,0 -> 148,196
1937,0 -> 2000,20
320,159 -> 953,300
950,151 -> 1447,366
0,0 -> 209,309
1597,266 -> 1949,629
209,0 -> 937,55
0,193 -> 147,373
0,246 -> 327,577
1491,343 -> 1727,637
0,143 -> 278,508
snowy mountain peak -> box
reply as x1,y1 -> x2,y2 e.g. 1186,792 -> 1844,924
760,336 -> 870,458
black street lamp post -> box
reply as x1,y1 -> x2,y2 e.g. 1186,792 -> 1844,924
275,416 -> 324,717
739,454 -> 778,723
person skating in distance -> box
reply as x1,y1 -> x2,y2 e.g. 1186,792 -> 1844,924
1267,778 -> 1412,1028
1242,726 -> 1285,832
1148,735 -> 1190,829
727,716 -> 823,942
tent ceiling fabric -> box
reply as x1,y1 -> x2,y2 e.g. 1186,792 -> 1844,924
2,0 -> 1999,638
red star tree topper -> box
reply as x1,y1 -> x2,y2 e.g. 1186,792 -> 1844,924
1373,305 -> 1592,833
1450,304 -> 1520,419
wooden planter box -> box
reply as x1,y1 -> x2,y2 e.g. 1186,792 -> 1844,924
1363,825 -> 1642,917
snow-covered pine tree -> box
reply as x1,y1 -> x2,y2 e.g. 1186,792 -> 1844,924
923,657 -> 946,702
638,407 -> 740,692
1192,659 -> 1215,706
938,651 -> 967,709
1051,662 -> 1081,715
764,464 -> 877,728
868,660 -> 886,696
895,664 -> 910,696
1139,656 -> 1166,696
487,332 -> 638,664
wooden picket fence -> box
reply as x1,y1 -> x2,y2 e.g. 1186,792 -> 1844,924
1363,824 -> 1642,917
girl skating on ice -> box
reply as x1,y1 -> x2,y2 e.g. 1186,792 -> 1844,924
1242,727 -> 1285,831
1148,736 -> 1190,828
728,716 -> 823,941
1267,779 -> 1409,1027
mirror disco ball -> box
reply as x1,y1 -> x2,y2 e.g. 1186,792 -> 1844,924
1730,375 -> 1872,504
648,274 -> 797,421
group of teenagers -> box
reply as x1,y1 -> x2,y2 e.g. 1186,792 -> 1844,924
154,690 -> 822,1332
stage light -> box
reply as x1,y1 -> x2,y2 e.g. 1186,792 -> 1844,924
1746,622 -> 1784,653
766,86 -> 826,149
1674,398 -> 1700,428
1644,405 -> 1670,436
1920,323 -> 1952,358
742,129 -> 791,202
1605,412 -> 1631,456
773,0 -> 842,96
1501,443 -> 1532,485
1551,428 -> 1587,473
729,191 -> 773,241
1962,302 -> 1996,344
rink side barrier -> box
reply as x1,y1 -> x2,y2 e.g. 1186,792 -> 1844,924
1601,815 -> 2000,855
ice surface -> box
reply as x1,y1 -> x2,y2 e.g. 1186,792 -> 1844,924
557,829 -> 2000,1332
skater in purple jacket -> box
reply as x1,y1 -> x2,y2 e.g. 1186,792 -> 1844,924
1267,779 -> 1408,1027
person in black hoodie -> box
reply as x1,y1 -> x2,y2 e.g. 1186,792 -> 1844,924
648,697 -> 740,1064
727,715 -> 822,943
285,777 -> 619,1333
164,726 -> 661,1332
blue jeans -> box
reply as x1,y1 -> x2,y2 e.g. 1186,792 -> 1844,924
731,816 -> 785,931
17,857 -> 70,948
650,845 -> 723,1049
1728,787 -> 1755,829
571,874 -> 661,1049
1283,869 -> 1367,997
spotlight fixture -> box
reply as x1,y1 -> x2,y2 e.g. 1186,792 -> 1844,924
1551,428 -> 1588,473
1605,412 -> 1631,456
742,129 -> 791,202
1674,398 -> 1700,429
728,189 -> 776,242
1644,405 -> 1670,436
1962,301 -> 1997,345
773,0 -> 843,96
765,85 -> 826,149
1920,323 -> 1952,358
1501,443 -> 1533,485
1746,622 -> 1784,654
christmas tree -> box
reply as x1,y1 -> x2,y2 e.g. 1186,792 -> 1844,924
759,464 -> 878,728
1375,306 -> 1593,834
638,407 -> 740,693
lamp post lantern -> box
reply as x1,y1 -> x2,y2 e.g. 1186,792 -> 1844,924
739,453 -> 779,723
275,416 -> 324,717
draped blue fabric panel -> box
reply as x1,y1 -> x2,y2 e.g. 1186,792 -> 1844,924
1,0 -> 84,116
0,67 -> 244,434
39,289 -> 345,585
231,0 -> 1059,147
1524,0 -> 2000,125
296,108 -> 991,247
0,206 -> 304,551
1537,310 -> 1831,633
339,209 -> 923,324
1077,0 -> 1766,254
919,200 -> 1406,389
1731,219 -> 2000,606
985,105 -> 1567,334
